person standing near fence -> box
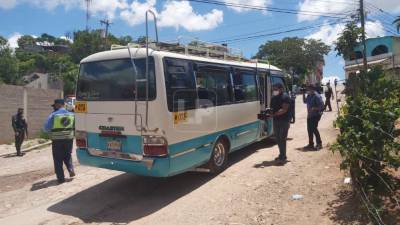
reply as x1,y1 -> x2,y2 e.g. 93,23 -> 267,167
11,108 -> 28,156
44,99 -> 75,184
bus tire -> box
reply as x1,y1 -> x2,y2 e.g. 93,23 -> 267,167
207,138 -> 229,174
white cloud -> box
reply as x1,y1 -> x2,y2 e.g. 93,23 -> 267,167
297,0 -> 400,22
7,32 -> 21,49
120,0 -> 157,26
365,21 -> 385,38
120,0 -> 223,31
307,20 -> 386,46
158,1 -> 223,31
297,0 -> 352,22
85,0 -> 127,20
0,0 -> 17,9
1,0 -> 224,32
306,22 -> 343,46
31,0 -> 80,10
223,0 -> 272,13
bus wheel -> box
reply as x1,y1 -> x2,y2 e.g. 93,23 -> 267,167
208,139 -> 228,174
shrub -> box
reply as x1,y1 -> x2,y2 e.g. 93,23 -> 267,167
332,68 -> 400,221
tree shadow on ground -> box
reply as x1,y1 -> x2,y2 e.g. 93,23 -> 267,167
47,138 -> 276,224
323,188 -> 370,225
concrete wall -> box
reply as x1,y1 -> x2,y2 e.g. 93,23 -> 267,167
0,84 -> 62,144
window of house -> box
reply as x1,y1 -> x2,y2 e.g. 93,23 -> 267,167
371,45 -> 389,56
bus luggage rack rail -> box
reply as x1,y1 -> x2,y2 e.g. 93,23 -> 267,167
111,40 -> 246,62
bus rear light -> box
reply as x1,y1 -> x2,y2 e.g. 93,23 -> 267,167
143,136 -> 168,157
75,131 -> 87,148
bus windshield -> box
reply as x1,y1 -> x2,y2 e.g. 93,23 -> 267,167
77,57 -> 155,101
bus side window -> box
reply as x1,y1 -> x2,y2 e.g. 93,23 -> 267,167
164,58 -> 197,112
195,67 -> 232,107
233,70 -> 258,103
271,76 -> 287,93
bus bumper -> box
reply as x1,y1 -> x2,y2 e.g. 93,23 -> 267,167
76,148 -> 170,177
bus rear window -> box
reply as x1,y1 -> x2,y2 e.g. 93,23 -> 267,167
77,58 -> 155,101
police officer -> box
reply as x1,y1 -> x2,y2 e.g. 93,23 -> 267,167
12,108 -> 28,156
324,82 -> 334,112
44,99 -> 75,184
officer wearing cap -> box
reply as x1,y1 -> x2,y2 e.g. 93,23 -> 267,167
44,99 -> 75,184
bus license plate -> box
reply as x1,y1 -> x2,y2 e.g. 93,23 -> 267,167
75,101 -> 87,113
107,140 -> 121,152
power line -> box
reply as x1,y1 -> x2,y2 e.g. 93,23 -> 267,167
186,0 -> 356,19
365,1 -> 397,20
211,19 -> 350,44
280,0 -> 359,6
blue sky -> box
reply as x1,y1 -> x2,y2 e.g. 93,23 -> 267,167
1,0 -> 399,80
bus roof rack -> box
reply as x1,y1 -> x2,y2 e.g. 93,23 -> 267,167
111,38 -> 249,62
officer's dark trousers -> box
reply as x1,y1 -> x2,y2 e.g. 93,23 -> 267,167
324,98 -> 332,111
15,130 -> 25,155
273,119 -> 290,159
307,115 -> 322,146
52,139 -> 74,181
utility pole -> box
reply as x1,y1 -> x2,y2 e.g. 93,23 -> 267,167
100,18 -> 112,48
84,0 -> 92,31
359,0 -> 368,72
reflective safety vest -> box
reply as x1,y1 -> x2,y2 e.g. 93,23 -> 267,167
50,113 -> 75,140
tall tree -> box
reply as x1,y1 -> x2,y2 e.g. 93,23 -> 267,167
70,30 -> 104,63
254,37 -> 330,83
17,35 -> 36,49
0,36 -> 19,84
334,22 -> 362,60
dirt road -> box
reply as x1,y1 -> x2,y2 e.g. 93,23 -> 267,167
0,97 -> 367,225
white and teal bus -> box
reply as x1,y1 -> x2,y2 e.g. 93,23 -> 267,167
74,41 -> 289,177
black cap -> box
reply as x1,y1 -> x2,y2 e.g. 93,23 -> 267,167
51,99 -> 65,107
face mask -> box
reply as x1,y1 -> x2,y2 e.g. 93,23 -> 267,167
272,90 -> 280,96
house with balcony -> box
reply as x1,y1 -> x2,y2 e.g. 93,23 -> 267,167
344,36 -> 400,79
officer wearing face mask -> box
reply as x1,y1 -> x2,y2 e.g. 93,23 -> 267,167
269,83 -> 291,162
12,108 -> 28,156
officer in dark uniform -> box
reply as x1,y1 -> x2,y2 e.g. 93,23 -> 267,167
324,82 -> 334,112
12,108 -> 28,156
44,99 -> 75,184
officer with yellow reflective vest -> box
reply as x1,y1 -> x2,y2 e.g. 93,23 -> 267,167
44,99 -> 75,184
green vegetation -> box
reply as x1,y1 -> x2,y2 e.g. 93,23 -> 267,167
333,68 -> 400,223
254,37 -> 330,84
334,21 -> 362,60
0,30 -> 136,94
